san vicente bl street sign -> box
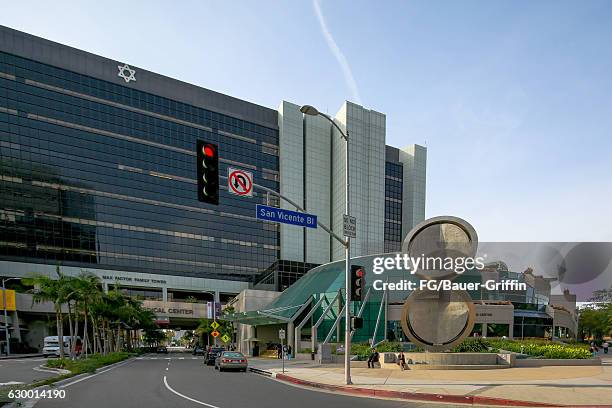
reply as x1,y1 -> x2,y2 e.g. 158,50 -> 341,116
256,204 -> 317,229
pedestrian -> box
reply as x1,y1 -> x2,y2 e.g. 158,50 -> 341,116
367,348 -> 379,368
397,351 -> 407,371
603,342 -> 609,354
287,345 -> 292,360
277,344 -> 282,359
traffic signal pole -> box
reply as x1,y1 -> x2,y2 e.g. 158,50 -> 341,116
220,170 -> 352,384
343,127 -> 352,385
218,107 -> 353,385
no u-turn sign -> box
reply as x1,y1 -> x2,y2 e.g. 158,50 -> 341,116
227,167 -> 253,197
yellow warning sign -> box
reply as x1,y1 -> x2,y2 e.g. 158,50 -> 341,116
210,321 -> 219,330
0,289 -> 16,311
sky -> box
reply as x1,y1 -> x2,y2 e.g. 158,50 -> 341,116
2,0 -> 612,241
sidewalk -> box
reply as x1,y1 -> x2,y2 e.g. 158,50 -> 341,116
249,356 -> 612,407
0,353 -> 44,360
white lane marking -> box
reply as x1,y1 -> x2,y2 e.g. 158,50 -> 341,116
179,357 -> 184,360
166,367 -> 168,371
163,375 -> 221,408
0,381 -> 24,386
59,359 -> 132,388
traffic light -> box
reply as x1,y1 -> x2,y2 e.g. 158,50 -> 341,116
350,264 -> 366,301
351,316 -> 363,330
196,140 -> 219,205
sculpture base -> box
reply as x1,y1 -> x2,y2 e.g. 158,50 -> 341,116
381,352 -> 513,370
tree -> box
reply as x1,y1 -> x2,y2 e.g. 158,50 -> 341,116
26,268 -> 160,357
579,303 -> 612,341
71,272 -> 103,357
24,266 -> 72,359
180,331 -> 194,347
195,316 -> 233,347
142,328 -> 166,347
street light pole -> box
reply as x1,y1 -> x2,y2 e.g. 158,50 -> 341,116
2,278 -> 20,356
343,126 -> 352,385
201,290 -> 218,346
300,105 -> 352,385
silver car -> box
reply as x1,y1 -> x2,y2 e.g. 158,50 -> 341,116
215,351 -> 248,372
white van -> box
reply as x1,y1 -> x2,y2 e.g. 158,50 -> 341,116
42,336 -> 81,357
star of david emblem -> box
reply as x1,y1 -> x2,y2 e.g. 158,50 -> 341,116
117,63 -> 136,83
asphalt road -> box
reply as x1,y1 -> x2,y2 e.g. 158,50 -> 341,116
0,358 -> 54,385
34,355 -> 457,408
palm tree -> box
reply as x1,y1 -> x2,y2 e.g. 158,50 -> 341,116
72,272 -> 102,357
24,268 -> 160,357
23,265 -> 71,359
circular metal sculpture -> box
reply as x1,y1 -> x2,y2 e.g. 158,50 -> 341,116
402,216 -> 478,281
400,289 -> 476,352
400,216 -> 479,351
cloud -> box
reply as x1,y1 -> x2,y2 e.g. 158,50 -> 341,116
312,0 -> 362,105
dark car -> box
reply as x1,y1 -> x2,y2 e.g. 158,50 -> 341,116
204,347 -> 225,365
156,346 -> 168,354
192,345 -> 205,356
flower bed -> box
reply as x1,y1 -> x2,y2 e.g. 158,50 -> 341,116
487,339 -> 592,359
346,338 -> 592,360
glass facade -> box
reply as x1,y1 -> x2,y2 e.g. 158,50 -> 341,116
384,161 -> 403,252
0,51 -> 280,282
254,260 -> 321,292
232,253 -> 575,344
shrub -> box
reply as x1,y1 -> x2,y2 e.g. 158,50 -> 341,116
350,342 -> 403,359
488,339 -> 591,359
451,338 -> 491,353
46,352 -> 131,374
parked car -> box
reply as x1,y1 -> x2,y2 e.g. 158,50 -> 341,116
204,346 -> 225,365
42,336 -> 82,358
192,345 -> 205,356
215,351 -> 248,372
156,346 -> 168,354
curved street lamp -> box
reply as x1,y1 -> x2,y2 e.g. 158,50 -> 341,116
300,105 -> 352,385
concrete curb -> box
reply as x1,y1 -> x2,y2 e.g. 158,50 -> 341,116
33,364 -> 71,375
0,354 -> 44,360
248,367 -> 275,377
266,372 -> 611,407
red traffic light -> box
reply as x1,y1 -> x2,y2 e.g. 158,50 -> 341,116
197,140 -> 219,205
203,145 -> 215,158
356,269 -> 364,278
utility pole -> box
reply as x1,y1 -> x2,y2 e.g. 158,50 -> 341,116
2,279 -> 9,356
2,278 -> 20,356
